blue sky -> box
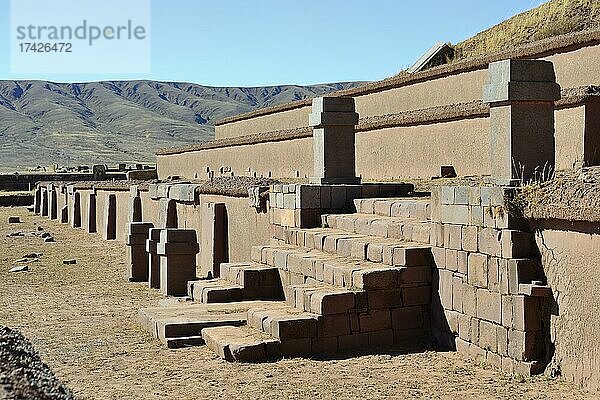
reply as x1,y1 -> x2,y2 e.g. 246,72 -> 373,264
0,0 -> 547,87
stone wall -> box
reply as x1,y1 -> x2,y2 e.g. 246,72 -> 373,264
533,220 -> 600,391
429,185 -> 552,376
157,32 -> 600,182
212,31 -> 600,139
157,136 -> 313,181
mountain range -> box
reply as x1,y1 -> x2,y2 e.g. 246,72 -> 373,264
0,80 -> 364,171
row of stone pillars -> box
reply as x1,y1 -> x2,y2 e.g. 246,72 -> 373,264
312,58 -> 560,186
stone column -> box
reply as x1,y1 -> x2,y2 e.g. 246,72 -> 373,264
50,189 -> 58,220
87,192 -> 97,233
60,206 -> 68,223
71,192 -> 82,228
125,222 -> 154,282
483,59 -> 561,185
200,202 -> 227,278
309,97 -> 360,184
158,198 -> 178,228
33,187 -> 41,214
103,194 -> 117,240
157,229 -> 199,296
146,228 -> 161,288
41,189 -> 48,217
129,185 -> 142,223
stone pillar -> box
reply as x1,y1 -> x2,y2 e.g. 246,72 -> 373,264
146,228 -> 161,288
71,192 -> 82,228
50,189 -> 58,220
308,97 -> 360,184
200,202 -> 228,278
158,198 -> 178,228
483,59 -> 561,184
60,206 -> 68,223
41,189 -> 48,216
157,229 -> 199,296
104,194 -> 117,240
129,185 -> 142,223
125,222 -> 154,282
34,187 -> 41,214
88,192 -> 97,233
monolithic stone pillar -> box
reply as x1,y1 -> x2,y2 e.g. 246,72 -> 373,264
60,206 -> 68,223
88,192 -> 97,233
104,194 -> 117,240
50,189 -> 58,220
157,229 -> 199,296
41,189 -> 48,216
309,97 -> 360,184
34,187 -> 41,214
146,228 -> 161,288
125,222 -> 154,282
71,192 -> 81,228
129,185 -> 142,223
483,59 -> 561,184
200,202 -> 228,278
158,198 -> 178,228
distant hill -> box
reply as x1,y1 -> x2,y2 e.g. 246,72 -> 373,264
0,80 -> 364,171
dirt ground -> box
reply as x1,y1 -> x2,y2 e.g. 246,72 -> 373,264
0,207 -> 594,400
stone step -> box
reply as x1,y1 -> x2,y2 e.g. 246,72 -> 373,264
157,314 -> 246,340
247,304 -> 318,342
202,325 -> 281,362
138,300 -> 282,348
187,278 -> 284,303
322,213 -> 431,244
252,245 -> 432,290
219,262 -> 281,289
164,335 -> 206,349
284,283 -> 358,316
353,197 -> 431,220
282,227 -> 432,266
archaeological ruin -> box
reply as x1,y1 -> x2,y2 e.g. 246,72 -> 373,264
26,29 -> 600,391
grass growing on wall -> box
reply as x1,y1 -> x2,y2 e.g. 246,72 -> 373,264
452,0 -> 600,61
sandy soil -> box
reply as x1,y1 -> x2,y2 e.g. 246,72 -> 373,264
0,207 -> 595,400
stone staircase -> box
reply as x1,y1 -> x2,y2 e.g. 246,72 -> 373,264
140,196 -> 435,360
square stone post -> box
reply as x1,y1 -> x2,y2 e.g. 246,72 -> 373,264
157,229 -> 199,296
146,228 -> 161,288
483,59 -> 561,184
125,222 -> 154,282
129,185 -> 142,223
103,194 -> 117,240
309,97 -> 360,184
60,206 -> 68,223
87,192 -> 97,233
33,187 -> 42,214
200,202 -> 227,278
49,189 -> 58,220
41,188 -> 48,216
70,192 -> 82,228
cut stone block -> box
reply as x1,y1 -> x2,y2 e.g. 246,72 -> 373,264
203,325 -> 281,362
